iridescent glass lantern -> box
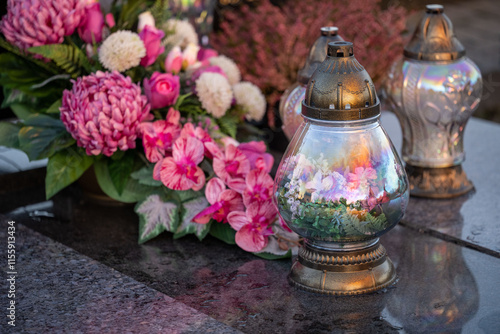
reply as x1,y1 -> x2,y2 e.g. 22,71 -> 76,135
274,42 -> 409,295
385,4 -> 482,198
279,27 -> 343,140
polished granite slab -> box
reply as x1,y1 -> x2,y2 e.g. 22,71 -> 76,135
3,185 -> 500,333
0,221 -> 242,334
381,113 -> 500,257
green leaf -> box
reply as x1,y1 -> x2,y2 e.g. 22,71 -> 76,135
45,99 -> 62,114
108,152 -> 135,195
117,0 -> 144,30
136,194 -> 180,244
45,147 -> 94,199
173,196 -> 210,240
209,221 -> 236,245
0,36 -> 59,75
149,0 -> 171,27
0,122 -> 21,148
173,93 -> 193,110
28,44 -> 91,78
1,88 -> 34,108
94,158 -> 154,203
16,111 -> 72,160
10,104 -> 34,121
254,250 -> 292,260
217,114 -> 238,138
130,165 -> 163,187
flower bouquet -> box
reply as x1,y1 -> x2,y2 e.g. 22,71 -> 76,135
0,0 -> 299,258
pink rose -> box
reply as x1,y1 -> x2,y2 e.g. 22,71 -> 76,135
143,72 -> 180,109
139,25 -> 165,67
165,46 -> 183,74
78,3 -> 105,43
105,13 -> 115,28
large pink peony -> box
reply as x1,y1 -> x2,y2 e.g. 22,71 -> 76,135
60,71 -> 151,157
0,0 -> 86,50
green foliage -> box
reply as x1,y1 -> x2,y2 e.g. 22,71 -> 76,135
107,151 -> 136,195
136,194 -> 180,244
174,196 -> 211,240
149,0 -> 171,27
94,157 -> 155,203
11,105 -> 75,160
45,99 -> 62,114
45,147 -> 94,199
217,113 -> 239,138
209,221 -> 236,245
175,94 -> 204,116
0,36 -> 59,75
117,0 -> 144,30
28,44 -> 91,78
0,122 -> 21,149
0,53 -> 65,99
131,165 -> 163,187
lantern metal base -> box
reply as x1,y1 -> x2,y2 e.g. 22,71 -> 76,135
288,240 -> 396,295
406,164 -> 474,198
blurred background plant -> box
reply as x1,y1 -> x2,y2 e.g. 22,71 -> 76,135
211,0 -> 410,128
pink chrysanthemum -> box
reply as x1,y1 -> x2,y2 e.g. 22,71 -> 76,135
60,71 -> 151,157
0,0 -> 86,51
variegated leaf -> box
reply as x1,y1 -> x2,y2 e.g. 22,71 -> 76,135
136,194 -> 179,244
174,196 -> 210,240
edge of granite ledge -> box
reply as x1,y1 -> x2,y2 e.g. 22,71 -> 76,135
0,220 -> 242,334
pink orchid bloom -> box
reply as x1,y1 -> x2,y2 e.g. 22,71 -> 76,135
243,168 -> 274,207
205,142 -> 250,193
238,141 -> 274,173
140,108 -> 181,162
227,200 -> 277,253
158,136 -> 206,191
361,187 -> 391,211
193,178 -> 244,224
181,123 -> 214,158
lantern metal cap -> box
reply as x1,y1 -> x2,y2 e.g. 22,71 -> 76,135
302,41 -> 380,121
297,27 -> 344,84
404,4 -> 466,61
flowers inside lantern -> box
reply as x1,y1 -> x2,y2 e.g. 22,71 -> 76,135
274,42 -> 409,295
279,27 -> 343,140
385,4 -> 482,198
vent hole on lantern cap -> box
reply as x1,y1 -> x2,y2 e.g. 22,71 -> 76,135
336,51 -> 344,57
365,102 -> 369,107
329,104 -> 335,109
345,104 -> 351,110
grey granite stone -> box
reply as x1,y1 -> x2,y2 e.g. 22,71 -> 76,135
0,222 -> 241,334
382,113 -> 500,257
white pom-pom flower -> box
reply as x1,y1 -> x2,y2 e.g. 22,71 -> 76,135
99,31 -> 146,72
162,19 -> 198,48
209,55 -> 241,85
233,82 -> 266,122
196,72 -> 233,119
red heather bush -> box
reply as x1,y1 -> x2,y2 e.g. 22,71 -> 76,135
211,0 -> 409,125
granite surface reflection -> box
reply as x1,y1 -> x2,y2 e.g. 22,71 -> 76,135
3,180 -> 499,333
382,113 -> 500,257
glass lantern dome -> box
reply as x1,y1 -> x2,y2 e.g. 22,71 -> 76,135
273,41 -> 409,294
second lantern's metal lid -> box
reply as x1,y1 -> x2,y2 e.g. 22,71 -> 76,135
404,4 -> 465,61
302,41 -> 380,121
297,27 -> 344,85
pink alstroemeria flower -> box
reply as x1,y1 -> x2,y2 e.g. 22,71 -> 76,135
227,200 -> 277,253
158,136 -> 206,191
141,108 -> 181,162
242,168 -> 274,207
238,141 -> 274,173
205,142 -> 250,193
193,178 -> 244,224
